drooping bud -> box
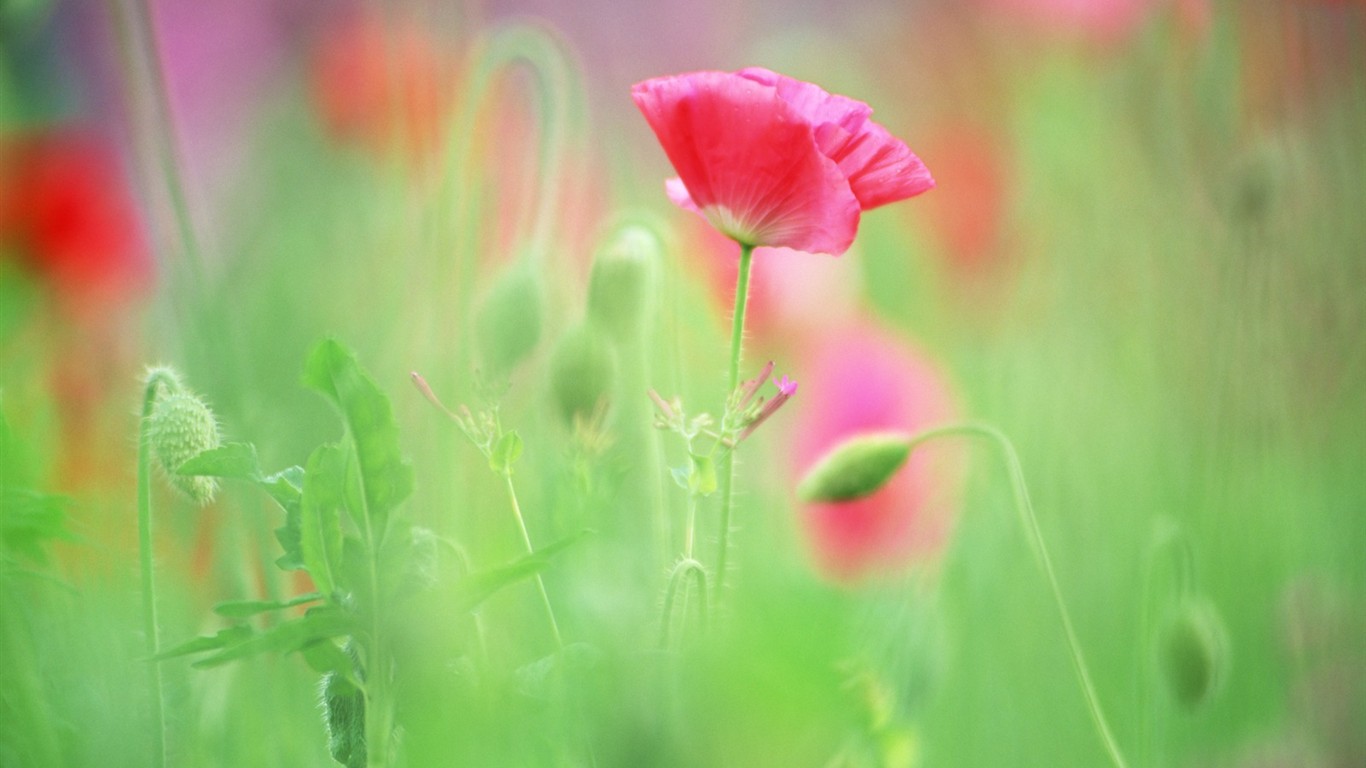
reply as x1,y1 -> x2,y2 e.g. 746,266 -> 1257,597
475,263 -> 543,375
1159,597 -> 1229,709
144,369 -> 222,505
549,322 -> 616,426
586,223 -> 659,344
796,433 -> 912,503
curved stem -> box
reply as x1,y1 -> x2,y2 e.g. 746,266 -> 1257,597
658,558 -> 709,648
1138,521 -> 1194,768
503,473 -> 564,648
138,371 -> 176,768
714,243 -> 754,609
907,422 -> 1130,768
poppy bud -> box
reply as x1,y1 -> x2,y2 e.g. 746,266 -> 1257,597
475,264 -> 543,374
796,433 -> 912,503
144,375 -> 222,505
321,671 -> 366,768
549,322 -> 616,425
586,223 -> 658,344
1160,597 -> 1229,709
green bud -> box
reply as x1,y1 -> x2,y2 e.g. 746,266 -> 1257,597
1160,597 -> 1229,709
549,323 -> 616,425
586,223 -> 659,344
321,671 -> 366,768
796,433 -> 912,503
146,388 -> 222,505
475,265 -> 543,374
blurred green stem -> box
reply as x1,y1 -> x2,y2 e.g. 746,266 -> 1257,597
1138,523 -> 1194,768
503,473 -> 564,648
138,371 -> 175,768
907,422 -> 1130,768
714,243 -> 754,610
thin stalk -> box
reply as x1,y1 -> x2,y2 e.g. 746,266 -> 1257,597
658,558 -> 708,648
713,242 -> 754,607
503,474 -> 564,648
905,422 -> 1130,768
137,372 -> 174,768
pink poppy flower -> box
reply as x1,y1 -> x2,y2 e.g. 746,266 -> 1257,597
631,68 -> 933,256
790,321 -> 962,582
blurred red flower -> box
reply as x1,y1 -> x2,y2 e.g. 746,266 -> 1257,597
0,131 -> 152,312
791,321 -> 962,582
632,68 -> 933,256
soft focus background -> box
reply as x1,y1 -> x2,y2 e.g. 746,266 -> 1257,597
2,0 -> 1363,766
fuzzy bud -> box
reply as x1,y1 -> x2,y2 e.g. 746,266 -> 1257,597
1160,597 -> 1229,709
146,389 -> 222,505
549,322 -> 616,426
586,223 -> 659,344
321,671 -> 366,768
475,264 -> 543,374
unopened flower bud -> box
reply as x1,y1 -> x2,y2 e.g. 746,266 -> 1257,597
1160,597 -> 1229,709
586,223 -> 659,344
321,670 -> 366,768
145,386 -> 222,505
475,264 -> 543,374
796,433 -> 912,503
549,322 -> 616,425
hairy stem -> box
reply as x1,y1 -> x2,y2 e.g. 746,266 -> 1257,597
906,422 -> 1130,768
138,371 -> 176,768
714,243 -> 754,609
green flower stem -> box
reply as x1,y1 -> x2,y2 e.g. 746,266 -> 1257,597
714,243 -> 754,607
503,473 -> 564,648
137,372 -> 175,768
907,422 -> 1130,768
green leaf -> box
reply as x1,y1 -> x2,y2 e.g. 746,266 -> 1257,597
453,530 -> 588,613
689,453 -> 717,496
300,444 -> 349,597
489,430 -> 524,474
300,638 -> 358,682
191,607 -> 354,669
264,467 -> 306,571
153,625 -> 254,661
795,433 -> 913,503
301,339 -> 414,529
212,592 -> 322,619
176,443 -> 262,480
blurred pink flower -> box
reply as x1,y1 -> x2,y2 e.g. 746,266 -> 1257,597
632,68 -> 933,256
791,321 -> 962,582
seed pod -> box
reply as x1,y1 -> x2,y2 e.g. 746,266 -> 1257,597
145,389 -> 222,505
1160,597 -> 1229,709
475,264 -> 543,375
321,671 -> 366,768
586,223 -> 659,344
549,322 -> 616,425
796,433 -> 913,503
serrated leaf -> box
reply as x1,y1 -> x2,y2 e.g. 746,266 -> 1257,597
191,607 -> 354,668
212,592 -> 322,619
264,467 -> 307,571
300,339 -> 414,530
177,443 -> 262,480
259,466 -> 303,509
153,625 -> 254,661
453,530 -> 588,612
301,444 -> 348,597
489,430 -> 523,475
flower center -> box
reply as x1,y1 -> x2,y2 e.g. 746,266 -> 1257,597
702,205 -> 760,247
